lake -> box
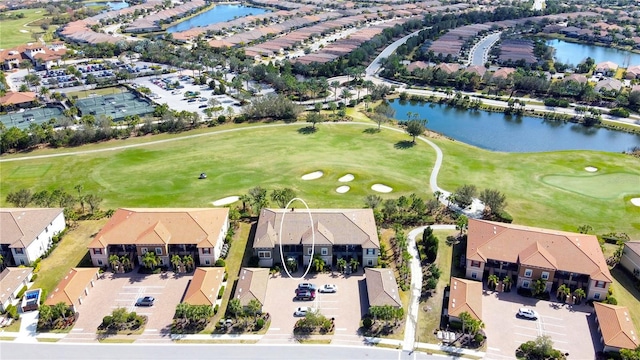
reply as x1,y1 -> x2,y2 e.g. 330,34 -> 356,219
547,39 -> 640,67
167,4 -> 269,33
84,1 -> 129,10
389,100 -> 640,153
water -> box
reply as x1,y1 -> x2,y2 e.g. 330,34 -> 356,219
167,4 -> 269,33
547,39 -> 640,67
389,100 -> 640,153
84,1 -> 130,10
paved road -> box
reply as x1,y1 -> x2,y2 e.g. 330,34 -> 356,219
367,29 -> 424,77
532,0 -> 545,11
468,32 -> 501,66
0,342 -> 449,360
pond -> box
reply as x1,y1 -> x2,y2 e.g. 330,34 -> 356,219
167,4 -> 269,33
84,1 -> 130,10
546,39 -> 640,67
389,100 -> 640,153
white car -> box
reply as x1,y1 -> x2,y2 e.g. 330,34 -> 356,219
294,307 -> 312,317
319,284 -> 338,293
517,307 -> 539,320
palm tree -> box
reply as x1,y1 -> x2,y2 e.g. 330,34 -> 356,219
119,256 -> 131,272
337,257 -> 347,273
171,254 -> 182,272
557,284 -> 570,302
574,288 -> 586,303
350,258 -> 360,272
487,274 -> 499,291
313,256 -> 325,272
53,302 -> 68,321
182,255 -> 194,272
502,276 -> 512,291
109,254 -> 120,273
141,251 -> 158,270
330,81 -> 340,101
341,88 -> 352,104
228,298 -> 243,318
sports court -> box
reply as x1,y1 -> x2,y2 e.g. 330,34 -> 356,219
75,91 -> 155,121
0,106 -> 64,130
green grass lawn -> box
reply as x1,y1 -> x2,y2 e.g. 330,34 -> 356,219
610,267 -> 640,330
66,87 -> 128,99
1,123 -> 638,238
0,9 -> 52,48
32,219 -> 109,295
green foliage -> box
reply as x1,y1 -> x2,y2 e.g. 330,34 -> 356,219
369,305 -> 404,321
454,184 -> 477,208
516,335 -> 566,360
609,107 -> 630,118
619,345 -> 640,360
256,318 -> 265,330
424,230 -> 439,263
244,94 -> 302,121
215,259 -> 225,267
16,286 -> 28,299
99,307 -> 145,332
218,286 -> 225,299
363,317 -> 373,329
227,298 -> 243,318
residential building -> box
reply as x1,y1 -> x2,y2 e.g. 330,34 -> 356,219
491,67 -> 515,79
183,267 -> 226,307
464,65 -> 487,77
365,268 -> 401,308
595,61 -> 618,76
88,208 -> 229,269
434,63 -> 460,74
563,73 -> 588,84
0,267 -> 33,312
446,277 -> 482,323
466,219 -> 612,300
626,65 -> 640,79
233,267 -> 269,309
45,268 -> 99,312
593,302 -> 640,352
0,43 -> 66,71
620,241 -> 640,279
594,78 -> 623,93
252,208 -> 379,268
0,208 -> 65,266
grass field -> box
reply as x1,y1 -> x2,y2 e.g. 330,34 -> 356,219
610,267 -> 640,330
0,9 -> 53,49
66,87 -> 128,99
1,123 -> 638,238
540,172 -> 639,199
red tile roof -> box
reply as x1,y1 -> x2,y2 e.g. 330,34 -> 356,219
594,302 -> 640,350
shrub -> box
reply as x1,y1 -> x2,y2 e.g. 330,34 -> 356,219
256,318 -> 265,330
102,315 -> 113,327
30,274 -> 38,281
214,305 -> 219,314
363,317 -> 373,329
16,285 -> 28,299
609,107 -> 630,118
474,333 -> 485,344
605,296 -> 618,305
215,259 -> 225,267
218,286 -> 225,299
128,312 -> 137,322
40,289 -> 47,305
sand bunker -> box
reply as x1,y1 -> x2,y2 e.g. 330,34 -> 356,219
212,196 -> 239,206
631,198 -> 640,207
301,171 -> 323,180
371,184 -> 393,193
336,186 -> 350,193
584,166 -> 598,172
20,30 -> 29,33
338,174 -> 354,182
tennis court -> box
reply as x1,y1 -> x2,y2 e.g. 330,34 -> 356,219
76,91 -> 155,121
0,106 -> 64,130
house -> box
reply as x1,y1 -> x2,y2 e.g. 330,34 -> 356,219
0,43 -> 66,71
183,267 -> 226,307
434,63 -> 460,74
595,61 -> 618,76
593,302 -> 640,352
625,65 -> 640,79
0,208 -> 66,266
491,67 -> 516,79
0,92 -> 37,109
45,268 -> 99,312
594,78 -> 623,93
365,268 -> 401,308
406,61 -> 429,72
233,267 -> 269,309
447,277 -> 482,323
620,241 -> 640,279
0,267 -> 33,312
464,65 -> 487,77
252,208 -> 380,268
466,219 -> 612,301
88,208 -> 229,269
563,73 -> 588,84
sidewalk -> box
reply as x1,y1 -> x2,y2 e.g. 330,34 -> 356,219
416,342 -> 486,358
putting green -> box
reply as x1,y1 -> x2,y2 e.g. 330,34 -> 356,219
540,173 -> 640,199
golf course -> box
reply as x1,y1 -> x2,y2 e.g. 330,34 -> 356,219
0,8 -> 56,49
1,122 -> 639,237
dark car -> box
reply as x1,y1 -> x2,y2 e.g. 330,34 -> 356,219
297,283 -> 317,291
294,290 -> 315,301
135,296 -> 155,306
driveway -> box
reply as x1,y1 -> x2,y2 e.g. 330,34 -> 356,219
61,270 -> 191,342
259,271 -> 368,344
482,288 -> 598,360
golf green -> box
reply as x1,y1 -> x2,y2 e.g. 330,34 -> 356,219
1,123 -> 638,238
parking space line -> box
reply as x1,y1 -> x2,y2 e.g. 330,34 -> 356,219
514,333 -> 537,338
540,322 -> 565,327
540,315 -> 564,321
513,325 -> 537,330
541,329 -> 568,336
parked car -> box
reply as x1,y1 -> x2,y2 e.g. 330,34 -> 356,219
319,284 -> 337,293
135,296 -> 155,306
517,307 -> 538,320
298,283 -> 317,291
294,290 -> 315,301
294,307 -> 311,317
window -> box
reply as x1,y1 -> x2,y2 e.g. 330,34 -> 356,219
205,259 -> 210,265
258,251 -> 271,259
93,248 -> 102,255
470,260 -> 481,267
524,269 -> 533,278
202,248 -> 211,254
14,248 -> 24,254
321,248 -> 328,256
366,248 -> 376,255
155,247 -> 162,255
367,259 -> 373,266
307,248 -> 313,256
594,293 -> 601,300
595,281 -> 606,288
141,248 -> 148,254
471,272 -> 478,279
522,280 -> 530,288
159,259 -> 164,265
541,272 -> 549,280
97,260 -> 103,266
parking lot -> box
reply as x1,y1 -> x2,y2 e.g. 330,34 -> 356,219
482,289 -> 598,360
63,271 -> 191,341
261,271 -> 368,342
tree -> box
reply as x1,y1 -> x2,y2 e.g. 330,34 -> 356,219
109,254 -> 121,272
119,256 -> 131,272
487,274 -> 499,290
532,278 -> 547,297
245,299 -> 262,318
459,311 -> 484,335
349,257 -> 359,272
171,254 -> 182,272
84,194 -> 102,214
74,184 -> 85,213
228,298 -> 243,318
479,189 -> 507,215
6,189 -> 33,207
573,288 -> 586,303
330,81 -> 340,101
454,185 -> 477,208
306,112 -> 325,129
405,120 -> 425,143
516,335 -> 566,360
182,255 -> 194,272
556,284 -> 570,302
337,258 -> 347,273
455,215 -> 468,236
620,345 -> 640,360
248,186 -> 269,214
373,102 -> 395,130
313,256 -> 325,272
141,251 -> 159,270
270,188 -> 296,208
364,194 -> 382,209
